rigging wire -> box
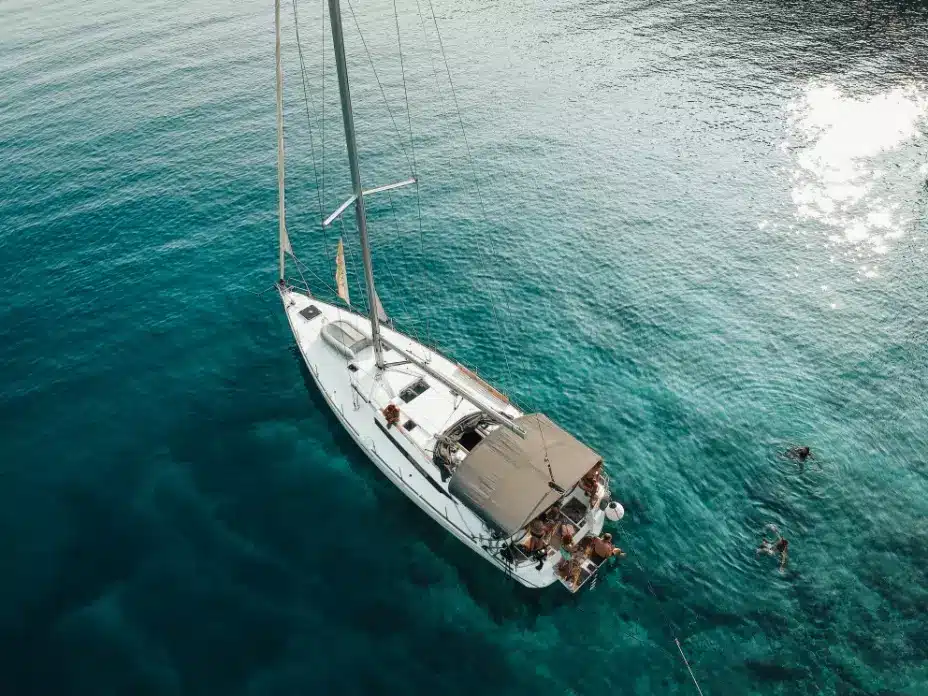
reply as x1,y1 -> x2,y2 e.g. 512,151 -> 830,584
289,0 -> 345,335
392,0 -> 431,349
293,0 -> 358,335
296,260 -> 313,296
420,0 -> 519,391
410,0 -> 458,352
364,199 -> 428,344
336,0 -> 432,348
340,218 -> 369,305
343,0 -> 414,174
391,0 -> 419,181
292,254 -> 339,297
321,0 -> 351,337
412,0 -> 452,141
292,0 -> 326,230
413,2 -> 554,481
289,0 -> 338,328
320,0 -> 326,221
374,190 -> 429,344
423,0 -> 483,205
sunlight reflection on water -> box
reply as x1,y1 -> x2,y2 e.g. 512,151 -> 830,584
784,83 -> 928,268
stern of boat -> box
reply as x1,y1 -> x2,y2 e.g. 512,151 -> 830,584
503,470 -> 626,593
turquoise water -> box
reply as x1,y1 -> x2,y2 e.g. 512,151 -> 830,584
2,0 -> 927,693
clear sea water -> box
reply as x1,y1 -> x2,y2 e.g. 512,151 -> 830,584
1,0 -> 927,694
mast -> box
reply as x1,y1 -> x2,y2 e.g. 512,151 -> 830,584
327,0 -> 385,368
275,0 -> 289,281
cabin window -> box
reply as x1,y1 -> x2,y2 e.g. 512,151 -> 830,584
399,378 -> 429,403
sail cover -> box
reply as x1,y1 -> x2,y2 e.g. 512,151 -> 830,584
335,238 -> 350,304
449,414 -> 601,536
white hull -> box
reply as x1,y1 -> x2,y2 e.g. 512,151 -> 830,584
280,287 -> 605,589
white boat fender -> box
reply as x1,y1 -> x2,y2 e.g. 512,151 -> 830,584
605,501 -> 625,522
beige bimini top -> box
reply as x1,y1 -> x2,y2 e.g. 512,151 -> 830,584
449,413 -> 601,536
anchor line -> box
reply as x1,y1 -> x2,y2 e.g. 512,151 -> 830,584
628,553 -> 708,696
675,638 -> 706,696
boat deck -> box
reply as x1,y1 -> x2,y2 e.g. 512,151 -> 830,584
280,287 -> 607,590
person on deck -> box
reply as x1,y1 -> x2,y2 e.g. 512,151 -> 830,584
383,404 -> 401,428
580,462 -> 603,496
591,533 -> 625,562
557,556 -> 584,587
521,519 -> 548,553
558,522 -> 576,550
543,504 -> 561,524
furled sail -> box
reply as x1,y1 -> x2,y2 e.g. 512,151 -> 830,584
280,223 -> 292,256
335,238 -> 350,304
373,290 -> 388,324
274,0 -> 291,278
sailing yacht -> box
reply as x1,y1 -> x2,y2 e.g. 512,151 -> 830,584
273,0 -> 624,591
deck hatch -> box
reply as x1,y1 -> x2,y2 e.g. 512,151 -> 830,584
399,378 -> 429,403
299,305 -> 321,321
321,320 -> 372,358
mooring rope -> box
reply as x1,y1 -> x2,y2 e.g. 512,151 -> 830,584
628,552 -> 708,696
675,638 -> 706,696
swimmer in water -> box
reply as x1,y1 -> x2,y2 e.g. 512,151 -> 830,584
757,525 -> 789,570
775,537 -> 789,570
785,445 -> 813,470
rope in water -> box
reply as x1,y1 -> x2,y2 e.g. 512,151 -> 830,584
675,638 -> 706,696
620,540 -> 707,696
